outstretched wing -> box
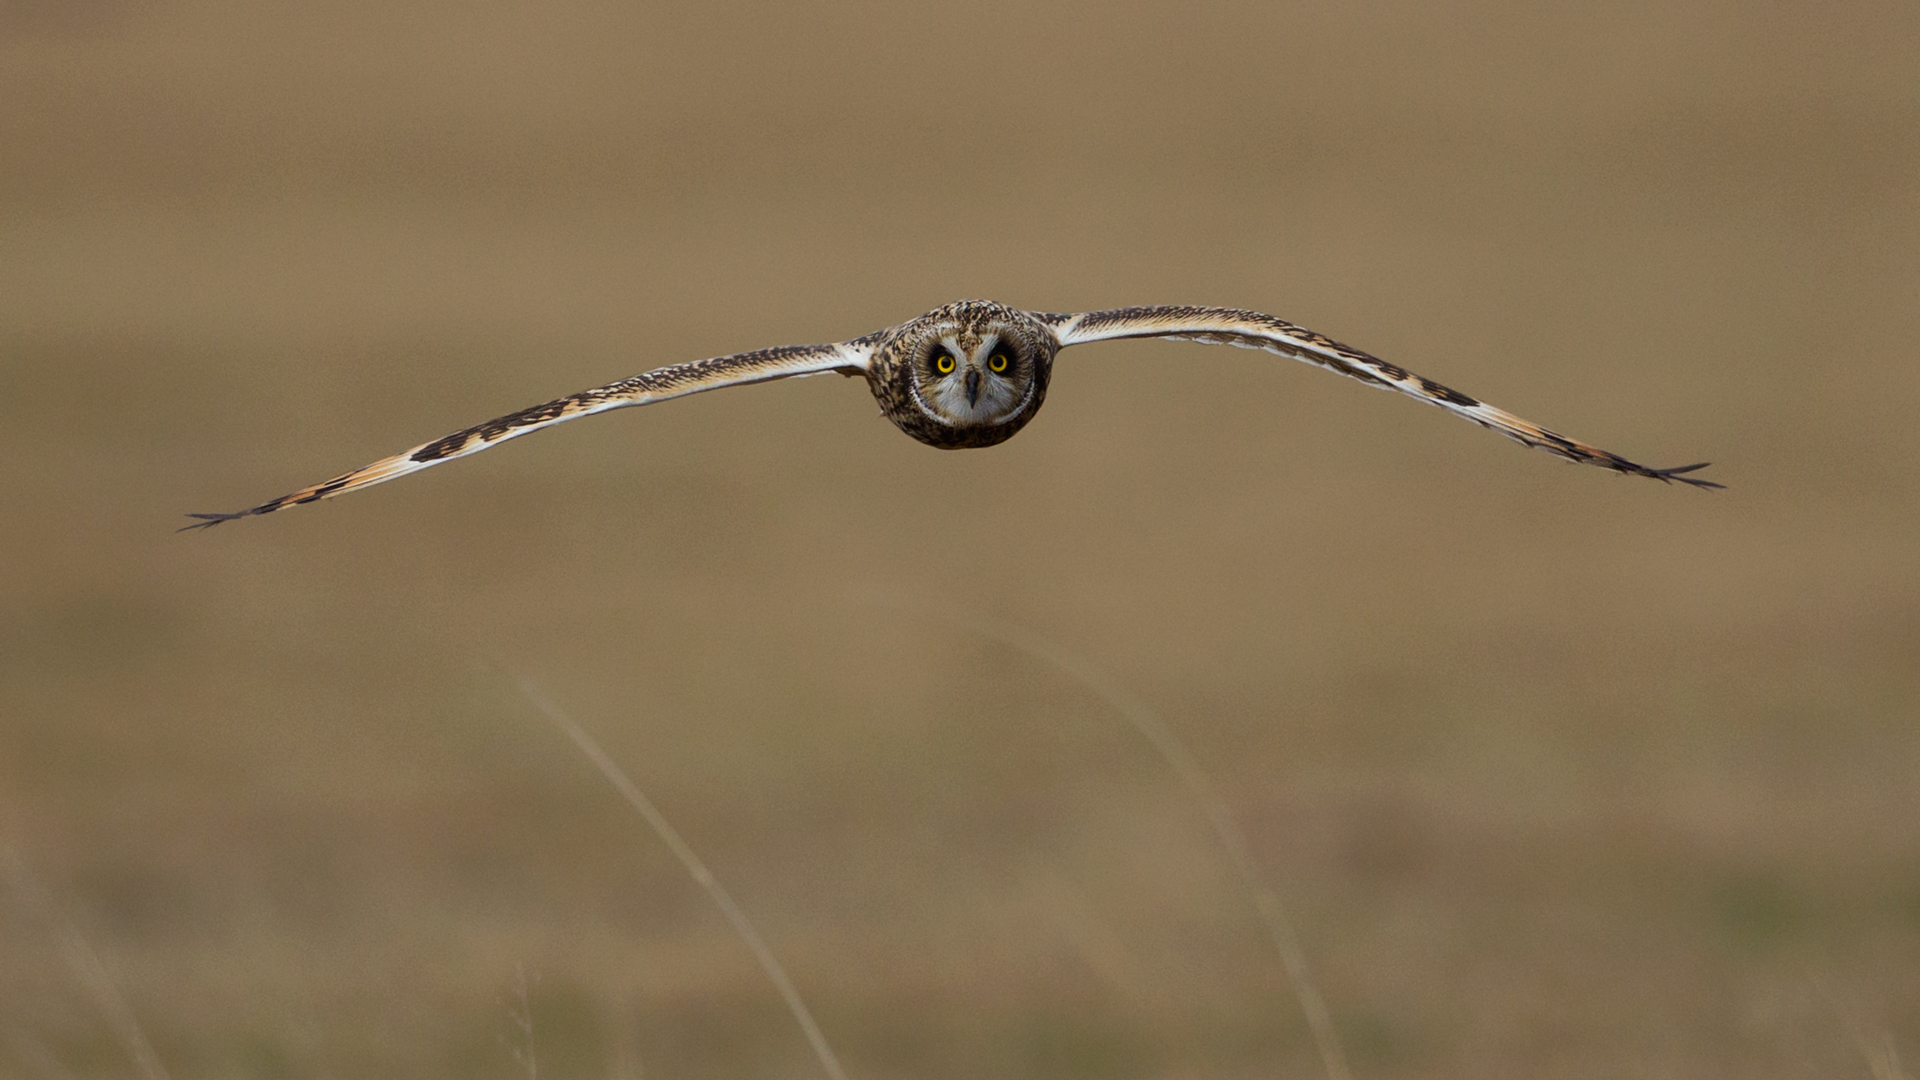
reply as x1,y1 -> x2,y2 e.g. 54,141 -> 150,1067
1046,306 -> 1718,488
182,340 -> 873,530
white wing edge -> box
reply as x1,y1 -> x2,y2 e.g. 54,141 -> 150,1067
183,339 -> 876,530
1048,306 -> 1719,488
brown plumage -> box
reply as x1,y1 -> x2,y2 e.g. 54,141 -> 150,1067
863,299 -> 1059,449
182,299 -> 1717,529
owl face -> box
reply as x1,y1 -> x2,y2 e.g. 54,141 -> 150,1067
871,301 -> 1058,449
913,331 -> 1033,425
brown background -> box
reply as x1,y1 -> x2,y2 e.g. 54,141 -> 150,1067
3,1 -> 1917,1077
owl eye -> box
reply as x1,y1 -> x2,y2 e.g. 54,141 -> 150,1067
932,352 -> 956,376
988,351 -> 1012,374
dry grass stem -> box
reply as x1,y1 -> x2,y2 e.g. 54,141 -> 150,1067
1820,980 -> 1912,1080
2,848 -> 173,1080
512,678 -> 852,1080
3,845 -> 174,1068
919,609 -> 1353,1080
506,963 -> 538,1080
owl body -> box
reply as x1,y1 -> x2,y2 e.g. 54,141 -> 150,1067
863,299 -> 1060,449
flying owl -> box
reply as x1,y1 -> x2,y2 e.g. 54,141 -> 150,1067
182,300 -> 1717,529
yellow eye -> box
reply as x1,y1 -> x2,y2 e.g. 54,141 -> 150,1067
934,353 -> 956,375
988,352 -> 1010,374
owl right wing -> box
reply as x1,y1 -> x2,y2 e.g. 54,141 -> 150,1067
182,339 -> 875,530
1047,305 -> 1719,488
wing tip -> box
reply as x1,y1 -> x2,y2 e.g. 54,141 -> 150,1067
178,499 -> 293,531
1644,461 -> 1724,490
177,511 -> 250,533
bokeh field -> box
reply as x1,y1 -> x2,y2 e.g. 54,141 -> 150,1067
3,1 -> 1917,1077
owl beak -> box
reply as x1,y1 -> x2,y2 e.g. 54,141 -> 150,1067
964,367 -> 981,407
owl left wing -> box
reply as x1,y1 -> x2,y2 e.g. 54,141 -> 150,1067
181,340 -> 873,530
1046,305 -> 1719,488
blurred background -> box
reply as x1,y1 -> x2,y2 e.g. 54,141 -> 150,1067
3,0 -> 1917,1077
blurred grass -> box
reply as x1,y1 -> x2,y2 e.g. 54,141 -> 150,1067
3,0 -> 1918,1077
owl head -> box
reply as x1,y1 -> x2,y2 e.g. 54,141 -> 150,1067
874,300 -> 1058,449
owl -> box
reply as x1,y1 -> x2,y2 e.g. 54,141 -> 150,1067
183,300 -> 1717,528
